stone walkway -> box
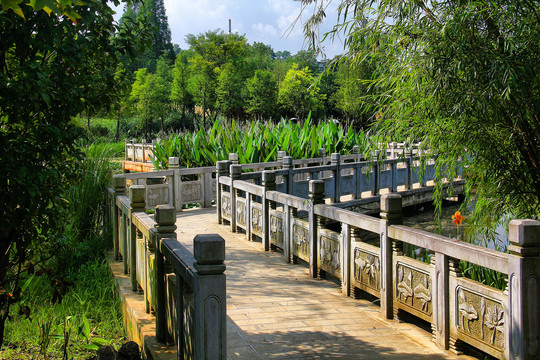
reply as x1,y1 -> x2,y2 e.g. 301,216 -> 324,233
174,207 -> 474,360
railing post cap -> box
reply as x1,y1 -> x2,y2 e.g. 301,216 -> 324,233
112,175 -> 126,189
132,138 -> 136,143
318,148 -> 326,157
155,205 -> 176,226
380,193 -> 402,212
142,139 -> 146,143
129,185 -> 146,204
331,153 -> 340,161
194,234 -> 226,275
352,145 -> 361,154
309,179 -> 324,194
216,160 -> 228,171
228,153 -> 239,162
277,150 -> 287,158
168,157 -> 179,168
230,164 -> 242,176
262,170 -> 276,183
509,219 -> 540,251
283,156 -> 293,166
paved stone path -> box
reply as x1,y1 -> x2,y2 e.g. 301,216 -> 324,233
175,207 -> 472,360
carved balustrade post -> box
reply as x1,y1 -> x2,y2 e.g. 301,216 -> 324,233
192,234 -> 226,359
228,153 -> 239,165
405,149 -> 413,190
216,161 -> 229,225
309,180 -> 324,278
380,193 -> 402,320
506,219 -> 540,360
129,185 -> 146,292
142,138 -> 146,163
262,171 -> 276,251
169,157 -> 181,211
153,205 -> 177,343
372,150 -> 380,196
331,153 -> 341,203
229,164 -> 242,233
283,156 -> 293,194
277,150 -> 286,164
432,252 -> 450,350
341,222 -> 351,296
112,175 -> 126,261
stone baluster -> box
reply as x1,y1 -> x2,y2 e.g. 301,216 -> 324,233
432,252 -> 450,350
331,153 -> 341,203
112,175 -> 126,261
341,222 -> 351,296
405,149 -> 413,190
168,157 -> 181,211
129,185 -> 146,292
153,205 -> 177,343
262,171 -> 276,251
308,180 -> 324,278
229,153 -> 239,165
372,150 -> 380,196
289,207 -> 299,264
191,234 -> 226,359
506,219 -> 540,360
142,138 -> 146,163
353,145 -> 361,162
448,257 -> 463,354
283,156 -> 293,194
229,164 -> 242,233
216,160 -> 229,225
380,194 -> 402,320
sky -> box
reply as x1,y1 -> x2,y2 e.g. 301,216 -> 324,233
112,0 -> 346,59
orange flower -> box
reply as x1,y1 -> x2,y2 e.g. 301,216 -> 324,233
452,211 -> 465,226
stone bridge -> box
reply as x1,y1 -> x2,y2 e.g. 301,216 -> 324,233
107,150 -> 540,360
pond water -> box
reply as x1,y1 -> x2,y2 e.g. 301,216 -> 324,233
402,201 -> 509,251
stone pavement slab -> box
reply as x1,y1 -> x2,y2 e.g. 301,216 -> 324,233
175,207 -> 475,360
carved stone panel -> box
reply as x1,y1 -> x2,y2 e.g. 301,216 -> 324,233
292,224 -> 309,257
320,236 -> 340,274
270,214 -> 283,248
182,183 -> 201,202
354,248 -> 380,291
251,206 -> 262,235
236,200 -> 246,226
221,194 -> 231,219
456,287 -> 504,350
147,186 -> 170,208
396,264 -> 432,316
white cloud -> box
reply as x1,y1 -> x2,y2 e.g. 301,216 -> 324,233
252,22 -> 277,37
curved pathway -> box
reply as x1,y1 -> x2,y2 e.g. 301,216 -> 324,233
174,207 -> 473,360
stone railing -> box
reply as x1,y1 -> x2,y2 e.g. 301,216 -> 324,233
216,160 -> 540,359
108,180 -> 226,359
125,139 -> 156,163
117,149 -> 383,212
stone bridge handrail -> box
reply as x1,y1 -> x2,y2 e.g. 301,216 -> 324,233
217,156 -> 540,359
108,180 -> 227,359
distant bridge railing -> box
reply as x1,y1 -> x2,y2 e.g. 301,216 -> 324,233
108,181 -> 226,359
216,155 -> 540,360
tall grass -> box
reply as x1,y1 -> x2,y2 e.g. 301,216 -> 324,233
150,117 -> 375,169
1,144 -> 125,358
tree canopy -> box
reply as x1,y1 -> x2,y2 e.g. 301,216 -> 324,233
0,0 -> 147,347
302,0 -> 540,226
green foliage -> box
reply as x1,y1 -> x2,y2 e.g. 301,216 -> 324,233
0,0 -> 146,347
246,70 -> 278,120
216,63 -> 247,120
150,117 -> 372,169
1,260 -> 125,359
302,0 -> 540,225
278,63 -> 325,120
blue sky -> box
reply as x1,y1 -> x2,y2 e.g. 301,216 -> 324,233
112,0 -> 345,59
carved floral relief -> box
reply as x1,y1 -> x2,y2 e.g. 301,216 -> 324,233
236,201 -> 245,226
221,194 -> 231,218
320,236 -> 340,272
270,215 -> 283,247
252,207 -> 262,234
354,249 -> 380,291
396,265 -> 432,316
456,287 -> 504,349
293,224 -> 309,256
182,183 -> 201,202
